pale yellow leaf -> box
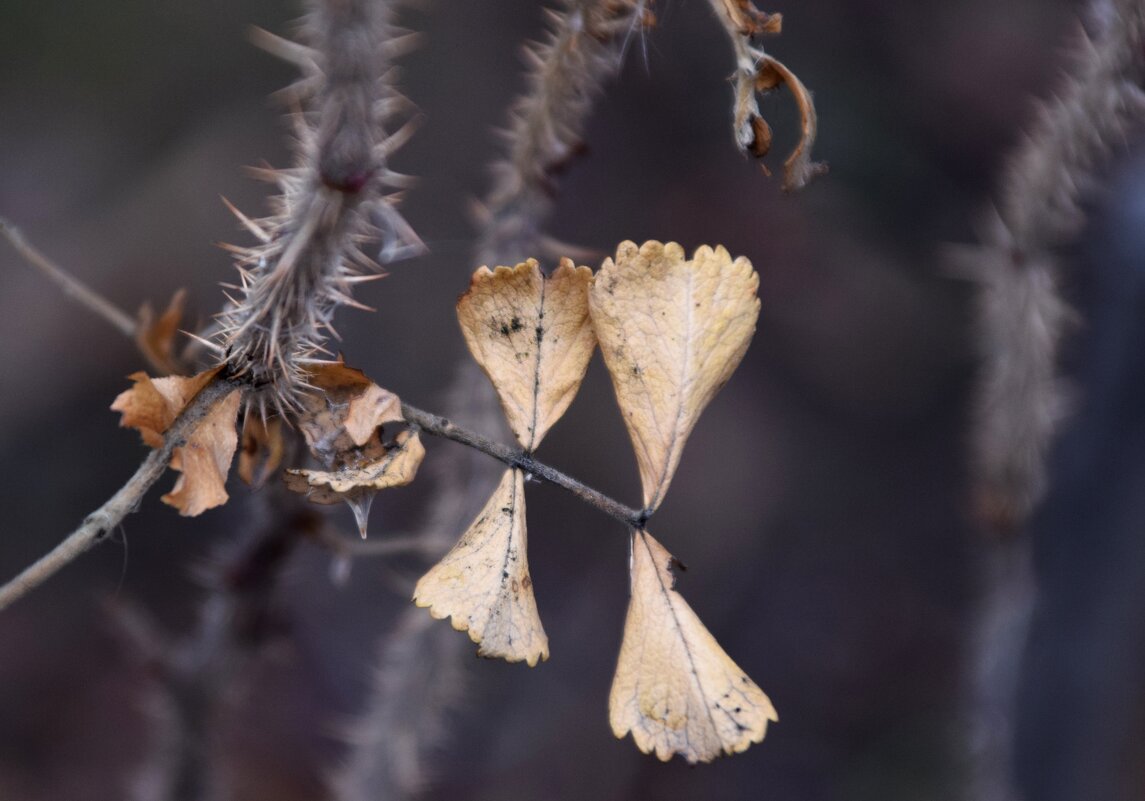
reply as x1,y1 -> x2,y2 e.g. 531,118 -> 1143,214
413,468 -> 548,666
284,429 -> 425,503
589,241 -> 760,511
609,529 -> 777,763
457,258 -> 596,449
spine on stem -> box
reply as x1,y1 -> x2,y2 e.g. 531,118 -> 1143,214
216,0 -> 422,418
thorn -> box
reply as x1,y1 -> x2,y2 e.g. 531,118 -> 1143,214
221,197 -> 272,243
181,331 -> 225,354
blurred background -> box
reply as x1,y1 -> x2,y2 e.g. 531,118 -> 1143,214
2,0 -> 1144,799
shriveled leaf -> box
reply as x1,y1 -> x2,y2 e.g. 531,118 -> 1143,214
284,429 -> 424,502
759,54 -> 828,192
162,389 -> 242,516
715,0 -> 824,190
297,360 -> 403,466
239,415 -> 285,487
413,468 -> 548,666
610,529 -> 777,763
135,288 -> 187,375
110,367 -> 241,516
589,241 -> 760,512
457,258 -> 596,449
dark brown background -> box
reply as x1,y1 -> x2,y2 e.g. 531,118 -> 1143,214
2,1 -> 1144,799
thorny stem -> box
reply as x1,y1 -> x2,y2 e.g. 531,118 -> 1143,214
401,403 -> 646,529
0,216 -> 137,337
0,377 -> 241,612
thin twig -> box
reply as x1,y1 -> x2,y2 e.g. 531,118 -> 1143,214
401,402 -> 644,528
0,376 -> 241,612
0,216 -> 137,337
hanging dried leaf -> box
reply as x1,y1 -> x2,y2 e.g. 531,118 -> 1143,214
284,429 -> 424,502
239,415 -> 285,487
758,54 -> 827,192
413,468 -> 548,666
589,241 -> 760,512
610,529 -> 776,763
710,0 -> 825,191
110,367 -> 241,516
135,288 -> 187,375
457,258 -> 596,449
296,360 -> 404,466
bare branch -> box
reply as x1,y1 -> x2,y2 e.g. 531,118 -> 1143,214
0,376 -> 242,611
0,215 -> 137,337
401,402 -> 645,529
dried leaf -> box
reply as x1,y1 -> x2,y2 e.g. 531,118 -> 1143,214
163,389 -> 242,515
284,429 -> 425,502
110,367 -> 241,516
112,367 -> 222,449
296,360 -> 404,466
715,0 -> 824,191
457,258 -> 596,449
759,54 -> 828,192
589,241 -> 760,512
413,468 -> 548,666
239,415 -> 285,486
135,288 -> 187,374
719,0 -> 781,36
610,529 -> 777,763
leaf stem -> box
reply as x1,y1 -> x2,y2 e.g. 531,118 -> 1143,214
0,216 -> 137,337
0,376 -> 241,612
401,402 -> 645,529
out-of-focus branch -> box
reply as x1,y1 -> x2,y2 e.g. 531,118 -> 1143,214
474,0 -> 651,267
1,215 -> 136,336
960,0 -> 1145,530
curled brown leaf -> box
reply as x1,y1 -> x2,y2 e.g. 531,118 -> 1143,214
284,428 -> 425,503
135,288 -> 187,375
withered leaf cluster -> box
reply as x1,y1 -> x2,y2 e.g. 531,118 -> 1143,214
415,241 -> 774,762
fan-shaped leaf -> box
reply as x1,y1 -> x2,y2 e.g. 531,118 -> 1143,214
457,258 -> 596,450
609,529 -> 776,763
589,241 -> 760,511
413,468 -> 548,666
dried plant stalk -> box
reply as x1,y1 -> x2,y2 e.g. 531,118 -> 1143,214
962,0 -> 1145,529
216,0 -> 421,417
